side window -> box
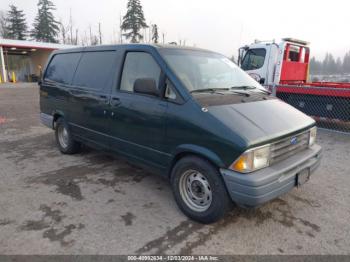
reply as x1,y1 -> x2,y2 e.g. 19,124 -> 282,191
72,51 -> 116,90
287,45 -> 301,62
120,52 -> 161,92
241,48 -> 266,71
45,53 -> 81,84
164,80 -> 177,100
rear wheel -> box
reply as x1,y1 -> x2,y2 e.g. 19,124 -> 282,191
171,156 -> 232,223
55,118 -> 81,154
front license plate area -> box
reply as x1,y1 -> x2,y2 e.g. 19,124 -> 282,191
297,169 -> 310,187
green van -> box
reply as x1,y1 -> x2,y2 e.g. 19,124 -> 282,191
40,44 -> 322,223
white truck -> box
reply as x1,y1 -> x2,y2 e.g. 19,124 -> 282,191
238,38 -> 350,123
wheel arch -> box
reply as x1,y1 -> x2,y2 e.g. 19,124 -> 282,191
168,144 -> 225,178
52,110 -> 65,129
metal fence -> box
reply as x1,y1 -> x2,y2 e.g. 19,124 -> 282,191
271,85 -> 350,133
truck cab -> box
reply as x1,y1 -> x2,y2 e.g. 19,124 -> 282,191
238,38 -> 310,86
239,38 -> 350,123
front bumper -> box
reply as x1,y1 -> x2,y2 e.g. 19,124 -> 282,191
220,144 -> 322,207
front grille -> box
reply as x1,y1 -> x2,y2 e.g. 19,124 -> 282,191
270,130 -> 310,164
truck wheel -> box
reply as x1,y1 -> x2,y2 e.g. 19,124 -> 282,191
55,118 -> 81,154
171,156 -> 232,223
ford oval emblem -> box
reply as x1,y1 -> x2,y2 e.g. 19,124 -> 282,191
290,137 -> 298,145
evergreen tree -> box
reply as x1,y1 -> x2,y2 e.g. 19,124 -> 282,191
0,10 -> 9,38
310,52 -> 350,75
31,0 -> 59,43
309,56 -> 324,75
151,24 -> 159,43
336,57 -> 343,74
121,0 -> 148,43
321,53 -> 328,74
328,53 -> 336,74
322,53 -> 337,75
5,5 -> 27,40
343,51 -> 350,73
310,57 -> 319,74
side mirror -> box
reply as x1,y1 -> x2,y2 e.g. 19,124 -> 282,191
238,46 -> 249,66
134,78 -> 159,97
238,48 -> 243,66
259,78 -> 265,85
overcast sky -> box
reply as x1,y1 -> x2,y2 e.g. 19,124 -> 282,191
2,0 -> 349,59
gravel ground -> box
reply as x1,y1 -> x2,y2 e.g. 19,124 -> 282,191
0,84 -> 349,255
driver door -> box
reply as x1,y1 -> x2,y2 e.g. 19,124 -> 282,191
107,51 -> 170,170
241,48 -> 269,84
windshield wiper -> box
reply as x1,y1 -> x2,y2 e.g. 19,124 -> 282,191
231,85 -> 270,95
230,85 -> 257,90
190,88 -> 230,93
256,88 -> 271,94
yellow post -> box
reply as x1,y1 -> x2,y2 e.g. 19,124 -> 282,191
306,63 -> 310,82
0,74 -> 2,84
12,71 -> 16,83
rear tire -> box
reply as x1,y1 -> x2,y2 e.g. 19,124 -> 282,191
171,156 -> 232,224
55,118 -> 81,154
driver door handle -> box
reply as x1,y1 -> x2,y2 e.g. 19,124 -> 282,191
110,97 -> 121,107
99,95 -> 109,104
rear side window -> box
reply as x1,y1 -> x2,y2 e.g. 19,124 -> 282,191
45,53 -> 81,84
241,48 -> 266,70
72,51 -> 116,90
120,52 -> 161,92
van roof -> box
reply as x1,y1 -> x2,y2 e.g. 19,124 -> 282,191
53,43 -> 214,54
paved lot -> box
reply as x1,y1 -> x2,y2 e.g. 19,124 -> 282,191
0,84 -> 350,255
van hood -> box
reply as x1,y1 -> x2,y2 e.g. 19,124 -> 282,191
207,98 -> 315,147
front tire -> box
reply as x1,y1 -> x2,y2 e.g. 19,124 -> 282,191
55,118 -> 81,154
171,156 -> 232,224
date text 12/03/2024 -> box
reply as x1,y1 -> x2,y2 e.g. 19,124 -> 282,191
127,256 -> 219,261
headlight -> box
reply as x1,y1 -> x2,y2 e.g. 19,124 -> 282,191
309,127 -> 317,146
230,145 -> 271,173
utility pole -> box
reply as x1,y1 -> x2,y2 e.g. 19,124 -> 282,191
0,46 -> 7,82
75,29 -> 78,45
69,9 -> 73,44
98,22 -> 102,45
149,22 -> 152,43
162,33 -> 165,44
89,25 -> 92,45
119,13 -> 123,44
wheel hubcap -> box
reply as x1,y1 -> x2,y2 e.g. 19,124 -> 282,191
179,170 -> 212,212
58,125 -> 69,148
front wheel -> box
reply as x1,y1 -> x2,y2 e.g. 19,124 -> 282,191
171,156 -> 232,223
55,118 -> 81,154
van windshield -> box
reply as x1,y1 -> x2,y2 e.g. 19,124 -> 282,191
159,49 -> 265,93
